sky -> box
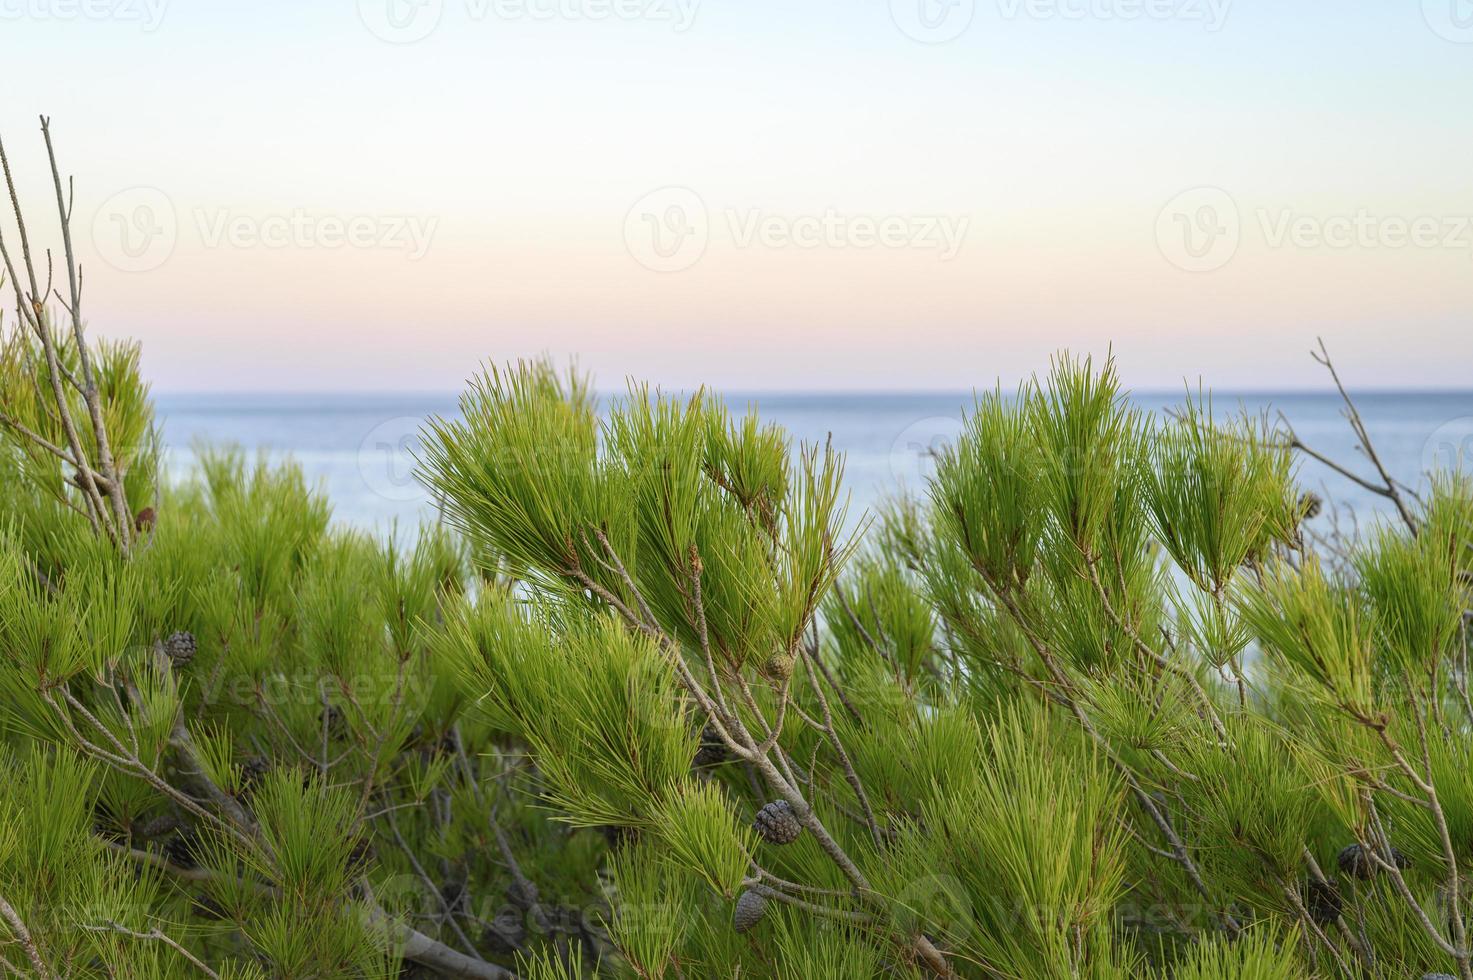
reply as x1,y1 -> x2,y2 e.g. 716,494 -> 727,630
1,0 -> 1470,392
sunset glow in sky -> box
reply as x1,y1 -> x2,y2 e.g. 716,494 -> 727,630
3,0 -> 1471,391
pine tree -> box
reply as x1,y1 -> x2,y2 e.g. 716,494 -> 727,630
1,122 -> 1472,979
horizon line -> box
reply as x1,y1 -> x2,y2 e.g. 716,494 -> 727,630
149,386 -> 1473,398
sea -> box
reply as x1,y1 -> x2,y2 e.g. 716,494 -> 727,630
153,391 -> 1473,540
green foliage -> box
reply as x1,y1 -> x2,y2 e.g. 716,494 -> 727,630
1238,557 -> 1378,711
1139,394 -> 1295,595
6,337 -> 1473,979
1170,927 -> 1307,979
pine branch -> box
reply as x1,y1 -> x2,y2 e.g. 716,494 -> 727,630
0,893 -> 49,980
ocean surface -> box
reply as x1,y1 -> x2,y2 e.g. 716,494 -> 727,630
153,391 -> 1473,539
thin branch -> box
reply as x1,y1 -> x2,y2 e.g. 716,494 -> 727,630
0,893 -> 49,979
40,115 -> 133,550
79,921 -> 221,979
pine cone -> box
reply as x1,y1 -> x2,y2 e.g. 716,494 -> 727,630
133,506 -> 156,533
239,756 -> 270,796
190,893 -> 230,920
319,704 -> 345,736
754,800 -> 802,845
733,889 -> 767,933
162,830 -> 200,870
1305,877 -> 1341,925
693,724 -> 729,768
764,650 -> 796,681
163,630 -> 197,668
1300,492 -> 1323,520
599,824 -> 640,850
1336,842 -> 1409,880
345,839 -> 374,874
440,879 -> 468,911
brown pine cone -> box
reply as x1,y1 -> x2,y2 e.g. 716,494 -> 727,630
599,824 -> 640,850
732,889 -> 767,933
133,507 -> 156,533
1305,877 -> 1341,925
1300,492 -> 1323,520
1336,842 -> 1408,880
754,800 -> 802,845
162,830 -> 201,870
345,839 -> 374,874
239,756 -> 270,796
693,724 -> 729,768
163,630 -> 197,668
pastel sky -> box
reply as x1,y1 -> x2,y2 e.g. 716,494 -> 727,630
2,0 -> 1470,391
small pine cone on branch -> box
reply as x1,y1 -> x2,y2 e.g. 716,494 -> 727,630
162,829 -> 201,870
133,507 -> 156,533
600,824 -> 640,850
732,889 -> 767,933
1305,877 -> 1341,925
1336,842 -> 1409,880
239,756 -> 270,797
693,724 -> 729,769
163,630 -> 197,669
753,800 -> 802,845
345,839 -> 374,875
1300,492 -> 1323,521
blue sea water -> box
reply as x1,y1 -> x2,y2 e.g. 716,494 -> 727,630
153,391 -> 1473,538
